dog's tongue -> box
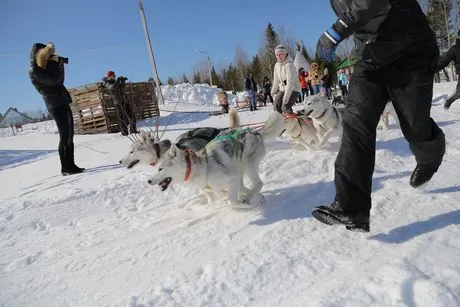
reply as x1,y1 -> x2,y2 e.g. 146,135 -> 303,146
159,177 -> 172,191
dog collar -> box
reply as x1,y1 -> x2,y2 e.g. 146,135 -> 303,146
184,150 -> 193,181
314,108 -> 328,120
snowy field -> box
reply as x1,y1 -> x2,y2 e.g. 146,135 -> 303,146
0,83 -> 459,306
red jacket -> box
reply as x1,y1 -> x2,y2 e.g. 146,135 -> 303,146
299,71 -> 309,89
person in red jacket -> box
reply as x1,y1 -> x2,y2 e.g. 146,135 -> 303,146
298,68 -> 309,103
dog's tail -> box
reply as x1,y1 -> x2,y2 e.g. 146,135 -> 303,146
258,112 -> 284,141
228,108 -> 240,128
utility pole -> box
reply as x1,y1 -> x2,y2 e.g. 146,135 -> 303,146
138,0 -> 164,106
196,49 -> 213,86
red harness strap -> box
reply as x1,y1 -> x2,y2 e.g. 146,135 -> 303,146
184,150 -> 193,181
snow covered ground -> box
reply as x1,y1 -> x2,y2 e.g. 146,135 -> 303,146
1,83 -> 459,306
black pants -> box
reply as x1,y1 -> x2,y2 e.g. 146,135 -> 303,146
263,92 -> 274,105
335,46 -> 445,215
116,102 -> 137,134
48,104 -> 75,168
274,91 -> 300,113
340,85 -> 348,96
444,78 -> 460,108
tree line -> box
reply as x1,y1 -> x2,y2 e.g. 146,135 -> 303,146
162,1 -> 459,89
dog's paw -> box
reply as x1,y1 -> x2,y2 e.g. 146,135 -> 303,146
231,201 -> 253,210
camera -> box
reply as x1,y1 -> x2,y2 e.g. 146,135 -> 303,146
59,56 -> 69,64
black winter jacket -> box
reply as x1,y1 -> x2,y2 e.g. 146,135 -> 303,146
245,76 -> 257,92
29,43 -> 72,110
330,0 -> 436,69
102,77 -> 127,104
437,40 -> 460,74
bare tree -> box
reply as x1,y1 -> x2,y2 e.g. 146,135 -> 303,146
233,44 -> 250,88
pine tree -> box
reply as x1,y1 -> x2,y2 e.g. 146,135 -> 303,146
211,66 -> 220,88
192,71 -> 201,84
261,23 -> 280,81
250,55 -> 263,85
182,73 -> 189,83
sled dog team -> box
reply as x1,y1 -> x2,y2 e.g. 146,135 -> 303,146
120,95 -> 399,207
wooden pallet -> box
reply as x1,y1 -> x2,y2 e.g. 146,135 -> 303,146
69,81 -> 159,134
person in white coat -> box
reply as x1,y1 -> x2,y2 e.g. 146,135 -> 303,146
271,45 -> 301,114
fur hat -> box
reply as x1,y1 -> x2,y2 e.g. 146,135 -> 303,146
36,43 -> 56,70
107,71 -> 116,78
275,45 -> 288,54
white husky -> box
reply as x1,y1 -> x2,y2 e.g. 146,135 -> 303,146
147,112 -> 285,207
282,113 -> 319,150
379,102 -> 399,130
120,109 -> 241,169
304,95 -> 342,147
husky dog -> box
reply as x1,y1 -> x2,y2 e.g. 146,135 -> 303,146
147,112 -> 285,207
379,102 -> 399,130
304,95 -> 343,147
119,108 -> 241,169
282,113 -> 319,150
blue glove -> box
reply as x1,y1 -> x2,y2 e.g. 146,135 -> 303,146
316,20 -> 348,62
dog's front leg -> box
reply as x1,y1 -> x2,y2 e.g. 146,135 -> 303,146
228,176 -> 242,206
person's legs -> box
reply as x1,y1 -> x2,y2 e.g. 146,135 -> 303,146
282,91 -> 300,113
444,79 -> 460,109
263,92 -> 268,106
116,104 -> 129,135
123,102 -> 138,133
388,65 -> 445,187
48,104 -> 81,174
273,91 -> 284,113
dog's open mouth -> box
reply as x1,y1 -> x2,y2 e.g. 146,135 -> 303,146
305,110 -> 313,117
127,159 -> 140,169
159,177 -> 172,191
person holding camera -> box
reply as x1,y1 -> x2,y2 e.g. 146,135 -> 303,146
29,42 -> 84,176
271,45 -> 301,114
101,71 -> 138,135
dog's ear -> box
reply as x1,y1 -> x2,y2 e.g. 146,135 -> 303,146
169,143 -> 179,158
139,131 -> 149,144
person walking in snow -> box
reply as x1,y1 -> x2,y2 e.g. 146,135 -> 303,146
102,71 -> 138,135
321,68 -> 333,99
308,62 -> 322,95
437,29 -> 460,110
271,45 -> 301,114
338,69 -> 348,96
262,77 -> 274,105
29,42 -> 85,176
298,68 -> 309,103
311,0 -> 446,232
244,72 -> 258,111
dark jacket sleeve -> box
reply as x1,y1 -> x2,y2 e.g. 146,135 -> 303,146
30,62 -> 65,87
437,46 -> 456,71
244,77 -> 251,91
102,77 -> 117,91
331,0 -> 390,38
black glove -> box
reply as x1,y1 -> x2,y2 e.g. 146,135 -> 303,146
316,20 -> 348,62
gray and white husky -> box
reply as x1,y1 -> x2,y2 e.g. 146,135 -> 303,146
119,108 -> 241,169
283,113 -> 319,150
147,112 -> 285,207
304,95 -> 343,148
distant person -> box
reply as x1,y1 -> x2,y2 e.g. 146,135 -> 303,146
298,68 -> 309,102
338,69 -> 348,96
244,72 -> 258,111
309,62 -> 322,94
29,42 -> 84,176
262,77 -> 274,105
321,68 -> 333,99
437,29 -> 460,110
102,71 -> 138,135
271,45 -> 301,114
